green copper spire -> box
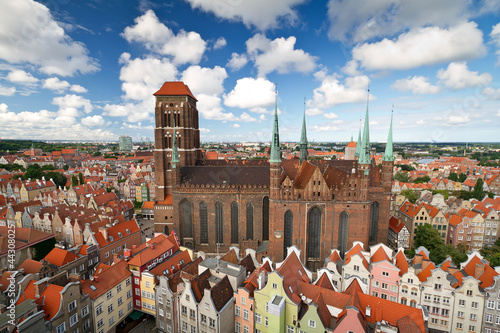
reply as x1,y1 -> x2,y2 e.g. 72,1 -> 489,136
299,99 -> 308,164
383,111 -> 394,162
171,119 -> 180,165
269,90 -> 281,163
354,122 -> 362,158
359,90 -> 371,164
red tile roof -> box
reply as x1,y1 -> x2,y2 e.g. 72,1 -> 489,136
153,82 -> 197,101
370,246 -> 391,264
314,272 -> 335,290
18,259 -> 43,275
16,280 -> 64,320
345,243 -> 369,271
276,250 -> 311,303
416,262 -> 436,282
81,260 -> 131,299
395,250 -> 409,276
43,248 -> 79,267
128,233 -> 176,267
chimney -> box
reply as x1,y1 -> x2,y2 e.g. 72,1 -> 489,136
34,279 -> 49,298
475,263 -> 485,279
124,248 -> 131,259
98,226 -> 108,241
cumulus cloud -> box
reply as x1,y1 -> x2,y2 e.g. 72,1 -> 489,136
6,70 -> 38,84
327,0 -> 477,42
185,0 -> 307,30
0,103 -> 8,112
213,37 -> 227,49
391,76 -> 440,94
0,0 -> 99,76
42,77 -> 88,94
437,62 -> 492,89
246,34 -> 316,77
308,74 -> 371,110
0,84 -> 16,96
231,124 -> 241,128
81,115 -> 105,127
352,22 -> 485,71
52,94 -> 93,117
224,77 -> 276,111
492,23 -> 500,64
181,66 -> 227,96
227,53 -> 248,71
324,112 -> 339,119
305,108 -> 323,116
70,85 -> 88,93
121,10 -> 206,65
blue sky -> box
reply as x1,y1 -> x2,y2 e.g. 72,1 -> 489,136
1,0 -> 499,143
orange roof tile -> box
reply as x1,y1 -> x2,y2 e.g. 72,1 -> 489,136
16,280 -> 64,320
314,273 -> 335,290
416,262 -> 436,282
81,260 -> 131,299
153,82 -> 197,101
142,201 -> 154,209
128,233 -> 176,267
395,250 -> 409,276
370,246 -> 390,264
18,259 -> 43,275
345,243 -> 369,271
43,248 -> 79,267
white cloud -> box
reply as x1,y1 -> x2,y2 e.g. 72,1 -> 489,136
224,77 -> 276,111
497,109 -> 500,117
227,53 -> 248,71
43,77 -> 70,93
185,0 -> 307,30
181,66 -> 228,96
42,77 -> 88,94
492,23 -> 500,64
6,70 -> 38,84
0,0 -> 99,76
305,108 -> 323,116
352,22 -> 485,71
312,124 -> 340,132
308,74 -> 371,110
70,85 -> 88,93
239,112 -> 258,122
391,76 -> 440,94
231,123 -> 241,128
81,115 -> 105,127
447,115 -> 470,125
0,103 -> 8,113
121,10 -> 206,65
327,0 -> 474,42
323,112 -> 339,119
341,60 -> 361,76
437,62 -> 492,89
52,94 -> 93,117
246,34 -> 316,76
0,84 -> 16,96
213,37 -> 227,49
196,94 -> 238,121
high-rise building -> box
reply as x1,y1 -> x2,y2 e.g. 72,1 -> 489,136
119,135 -> 132,152
154,81 -> 394,269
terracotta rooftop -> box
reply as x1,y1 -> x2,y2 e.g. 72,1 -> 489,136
81,260 -> 131,299
153,82 -> 197,101
394,250 -> 409,276
16,280 -> 64,320
128,233 -> 177,267
211,275 -> 234,312
43,248 -> 79,267
18,259 -> 43,275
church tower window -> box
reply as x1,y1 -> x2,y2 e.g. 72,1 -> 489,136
231,202 -> 239,244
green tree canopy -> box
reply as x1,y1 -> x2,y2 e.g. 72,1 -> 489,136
415,224 -> 467,265
71,174 -> 79,187
401,189 -> 419,204
458,173 -> 467,183
413,176 -> 430,184
394,172 -> 411,183
448,172 -> 458,182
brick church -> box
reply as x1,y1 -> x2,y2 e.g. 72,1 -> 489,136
153,82 -> 394,269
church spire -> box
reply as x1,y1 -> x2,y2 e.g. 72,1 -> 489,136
171,119 -> 180,166
383,110 -> 394,162
269,90 -> 281,163
299,98 -> 308,164
359,89 -> 371,164
354,121 -> 362,158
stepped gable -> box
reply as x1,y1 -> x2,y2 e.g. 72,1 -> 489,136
416,262 -> 436,282
179,165 -> 269,186
211,275 -> 234,312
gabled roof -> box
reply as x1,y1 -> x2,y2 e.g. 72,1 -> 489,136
128,233 -> 176,267
18,259 -> 43,275
345,243 -> 369,271
168,257 -> 203,293
394,250 -> 409,276
210,275 -> 233,312
293,161 -> 317,189
389,216 -> 405,233
81,260 -> 131,299
276,249 -> 311,303
221,248 -> 239,264
153,81 -> 197,101
16,280 -> 64,321
43,248 -> 79,267
238,254 -> 256,275
311,292 -> 331,328
416,262 -> 436,282
370,246 -> 391,264
190,269 -> 211,303
314,272 -> 335,290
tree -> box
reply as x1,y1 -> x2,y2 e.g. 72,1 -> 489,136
63,165 -> 69,171
41,165 -> 55,171
93,151 -> 102,157
78,172 -> 84,185
448,172 -> 458,182
401,189 -> 419,204
473,178 -> 485,200
413,176 -> 430,184
396,164 -> 416,171
24,164 -> 43,180
481,238 -> 500,267
394,172 -> 411,183
71,174 -> 78,187
458,173 -> 467,183
45,171 -> 67,188
414,224 -> 467,265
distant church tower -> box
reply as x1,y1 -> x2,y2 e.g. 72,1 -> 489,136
153,82 -> 202,200
345,135 -> 357,160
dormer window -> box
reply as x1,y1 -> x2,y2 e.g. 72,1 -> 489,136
126,229 -> 130,234
118,232 -> 122,237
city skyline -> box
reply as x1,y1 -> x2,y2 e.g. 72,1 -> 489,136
1,0 -> 500,143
